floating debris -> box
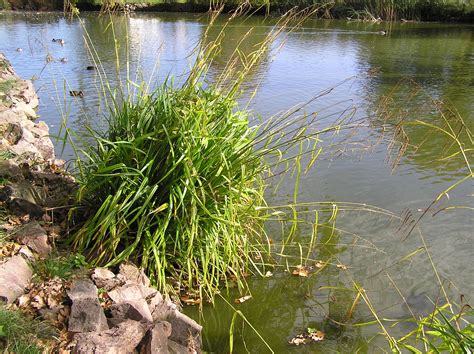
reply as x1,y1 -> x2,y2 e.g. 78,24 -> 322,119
60,57 -> 68,63
234,295 -> 252,304
289,328 -> 325,346
336,264 -> 348,270
292,265 -> 310,277
16,48 -> 23,52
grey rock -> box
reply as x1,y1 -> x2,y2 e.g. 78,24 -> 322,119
149,294 -> 175,322
67,279 -> 108,333
92,267 -> 122,291
0,185 -> 14,202
144,321 -> 172,354
13,221 -> 51,256
167,310 -> 202,350
168,340 -> 191,354
118,263 -> 150,287
0,160 -> 22,180
67,279 -> 100,301
7,197 -> 43,218
108,283 -> 153,323
0,255 -> 32,303
73,319 -> 147,354
68,297 -> 108,333
109,301 -> 150,324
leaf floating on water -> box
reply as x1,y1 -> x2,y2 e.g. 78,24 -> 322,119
289,328 -> 325,346
288,334 -> 309,346
292,265 -> 309,277
234,295 -> 252,304
308,329 -> 325,342
314,261 -> 325,268
180,295 -> 201,306
336,264 -> 348,270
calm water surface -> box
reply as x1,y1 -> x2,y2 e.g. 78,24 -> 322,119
1,12 -> 472,352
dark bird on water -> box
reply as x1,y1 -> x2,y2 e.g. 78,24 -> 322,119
86,65 -> 96,70
69,90 -> 84,97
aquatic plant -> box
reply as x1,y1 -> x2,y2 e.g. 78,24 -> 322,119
67,7 -> 340,299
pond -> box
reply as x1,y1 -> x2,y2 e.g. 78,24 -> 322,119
1,11 -> 472,352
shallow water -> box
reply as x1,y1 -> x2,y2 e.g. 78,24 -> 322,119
1,12 -> 472,352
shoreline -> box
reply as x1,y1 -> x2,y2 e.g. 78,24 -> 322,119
1,5 -> 473,23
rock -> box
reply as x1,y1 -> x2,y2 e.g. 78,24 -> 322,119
92,267 -> 122,290
109,302 -> 150,325
144,321 -> 172,354
108,283 -> 153,323
167,310 -> 202,350
117,263 -> 150,287
73,320 -> 148,354
0,184 -> 14,202
67,279 -> 100,301
67,279 -> 108,333
7,197 -> 43,218
149,293 -> 175,322
0,255 -> 32,303
168,340 -> 191,354
13,220 -> 51,256
0,122 -> 22,144
0,160 -> 22,180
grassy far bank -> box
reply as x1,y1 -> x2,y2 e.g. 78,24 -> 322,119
1,0 -> 474,22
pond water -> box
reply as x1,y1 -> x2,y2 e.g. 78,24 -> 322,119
1,12 -> 473,352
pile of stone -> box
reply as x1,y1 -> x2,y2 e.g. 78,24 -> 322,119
70,263 -> 201,353
0,53 -> 55,164
0,52 -> 202,353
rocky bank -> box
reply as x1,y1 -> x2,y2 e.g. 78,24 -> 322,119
0,53 -> 202,353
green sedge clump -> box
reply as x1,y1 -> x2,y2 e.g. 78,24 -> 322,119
71,83 -> 268,298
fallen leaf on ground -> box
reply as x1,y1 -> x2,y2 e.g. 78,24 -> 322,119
234,295 -> 252,304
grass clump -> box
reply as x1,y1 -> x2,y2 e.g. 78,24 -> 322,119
32,254 -> 88,281
0,308 -> 46,353
71,83 -> 268,297
396,303 -> 474,353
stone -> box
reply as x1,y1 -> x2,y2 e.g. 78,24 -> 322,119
168,340 -> 191,354
7,197 -> 43,218
68,297 -> 108,333
91,267 -> 122,290
117,263 -> 150,287
73,320 -> 148,354
67,279 -> 108,333
0,160 -> 22,180
149,293 -> 175,322
0,255 -> 32,303
108,283 -> 153,323
167,310 -> 202,349
109,302 -> 150,324
13,220 -> 51,256
144,321 -> 172,354
67,279 -> 100,301
0,185 -> 14,202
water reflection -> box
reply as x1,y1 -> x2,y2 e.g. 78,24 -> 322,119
0,13 -> 472,352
